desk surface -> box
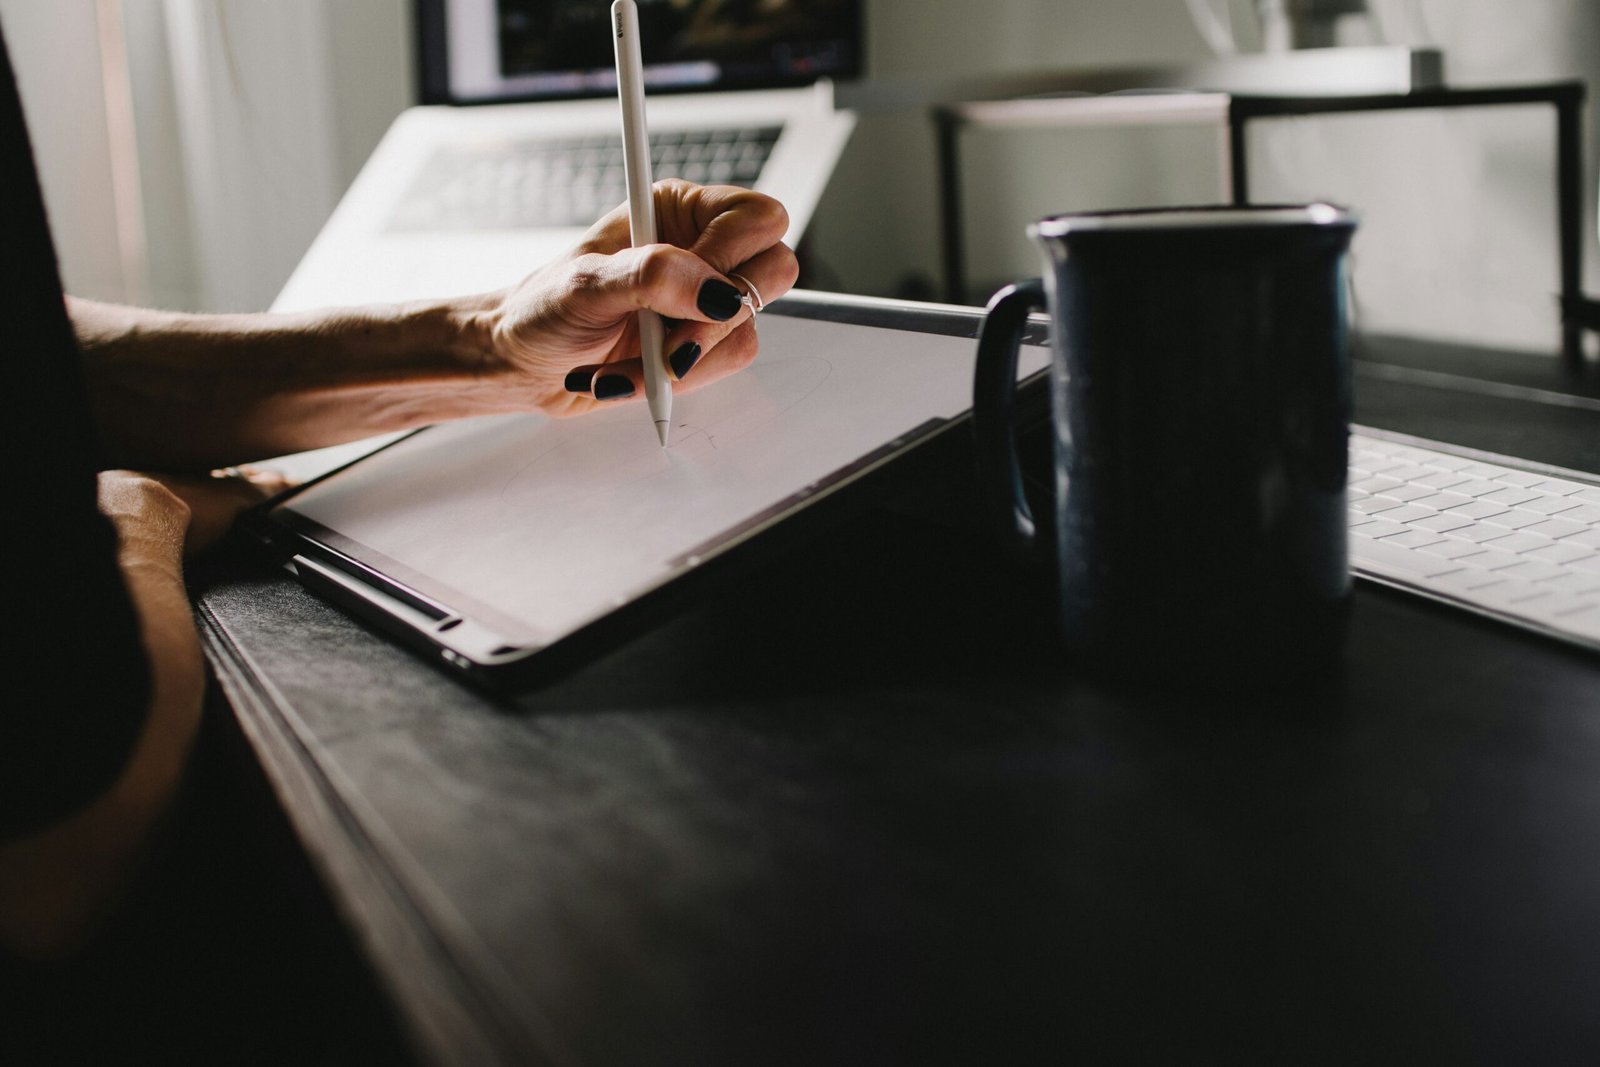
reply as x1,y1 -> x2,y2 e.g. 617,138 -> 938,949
197,311 -> 1600,1065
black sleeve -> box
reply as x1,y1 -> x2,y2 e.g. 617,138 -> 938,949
0,28 -> 152,840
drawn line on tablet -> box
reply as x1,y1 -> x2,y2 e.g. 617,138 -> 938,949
498,357 -> 833,511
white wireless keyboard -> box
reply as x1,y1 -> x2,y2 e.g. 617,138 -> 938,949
1349,428 -> 1600,651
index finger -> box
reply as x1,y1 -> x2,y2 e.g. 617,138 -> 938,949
657,180 -> 792,275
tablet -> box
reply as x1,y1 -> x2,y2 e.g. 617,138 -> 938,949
251,293 -> 1048,685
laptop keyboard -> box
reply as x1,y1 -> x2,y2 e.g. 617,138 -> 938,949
388,125 -> 783,232
1349,430 -> 1600,650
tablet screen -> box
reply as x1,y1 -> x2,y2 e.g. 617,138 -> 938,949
268,310 -> 1047,663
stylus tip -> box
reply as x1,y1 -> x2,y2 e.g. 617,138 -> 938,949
655,420 -> 669,447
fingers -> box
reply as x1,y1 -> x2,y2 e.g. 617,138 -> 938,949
563,242 -> 755,328
560,362 -> 643,404
670,181 -> 791,274
560,319 -> 759,412
555,233 -> 794,408
539,180 -> 793,415
660,242 -> 796,381
579,179 -> 790,274
567,180 -> 796,338
209,464 -> 295,502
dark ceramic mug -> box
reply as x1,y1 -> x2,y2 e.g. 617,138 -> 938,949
974,204 -> 1359,682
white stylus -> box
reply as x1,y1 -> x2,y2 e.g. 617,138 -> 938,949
612,0 -> 669,447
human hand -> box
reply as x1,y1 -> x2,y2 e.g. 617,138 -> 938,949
98,467 -> 292,560
481,179 -> 797,416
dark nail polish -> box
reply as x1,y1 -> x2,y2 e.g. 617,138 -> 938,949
594,374 -> 634,400
669,341 -> 702,380
697,278 -> 743,321
564,367 -> 595,393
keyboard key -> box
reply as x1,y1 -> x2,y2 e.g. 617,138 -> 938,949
1480,530 -> 1559,553
1385,446 -> 1442,465
1529,478 -> 1589,497
1445,499 -> 1511,520
1415,471 -> 1473,489
1419,539 -> 1495,560
1537,571 -> 1600,595
1495,559 -> 1573,583
1411,491 -> 1474,511
1378,483 -> 1444,503
1524,542 -> 1597,565
1479,509 -> 1552,531
1351,474 -> 1405,493
1473,579 -> 1556,608
1377,504 -> 1438,524
1559,504 -> 1600,524
1350,538 -> 1465,578
1351,495 -> 1409,514
1514,494 -> 1583,516
1469,547 -> 1528,571
1449,523 -> 1525,544
1573,488 -> 1600,504
1382,529 -> 1447,550
1352,517 -> 1410,539
1411,513 -> 1476,534
1567,529 -> 1600,550
1449,478 -> 1503,498
1479,486 -> 1544,507
1431,569 -> 1511,592
1523,516 -> 1591,540
1381,463 -> 1433,482
1520,591 -> 1595,621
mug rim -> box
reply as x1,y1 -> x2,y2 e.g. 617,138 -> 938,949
1032,202 -> 1354,236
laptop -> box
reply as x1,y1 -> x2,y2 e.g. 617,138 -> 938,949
273,0 -> 861,313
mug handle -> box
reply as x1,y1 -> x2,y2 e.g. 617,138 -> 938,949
973,278 -> 1047,560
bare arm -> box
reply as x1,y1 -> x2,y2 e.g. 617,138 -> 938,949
0,471 -> 274,958
71,294 -> 505,470
70,181 -> 796,472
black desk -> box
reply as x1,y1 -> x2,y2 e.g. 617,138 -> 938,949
196,298 -> 1600,1065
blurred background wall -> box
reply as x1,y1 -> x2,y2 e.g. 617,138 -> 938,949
1,0 -> 1594,356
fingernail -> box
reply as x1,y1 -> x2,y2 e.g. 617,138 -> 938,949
594,374 -> 634,400
697,278 -> 743,321
669,341 -> 702,380
564,367 -> 595,393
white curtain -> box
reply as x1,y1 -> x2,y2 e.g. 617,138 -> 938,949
158,0 -> 342,312
2,0 -> 389,313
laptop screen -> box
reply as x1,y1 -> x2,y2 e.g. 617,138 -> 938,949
418,0 -> 865,105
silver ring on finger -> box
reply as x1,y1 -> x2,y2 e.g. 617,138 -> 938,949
728,271 -> 764,313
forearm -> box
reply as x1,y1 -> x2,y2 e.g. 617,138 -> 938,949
70,295 -> 512,470
0,479 -> 201,959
